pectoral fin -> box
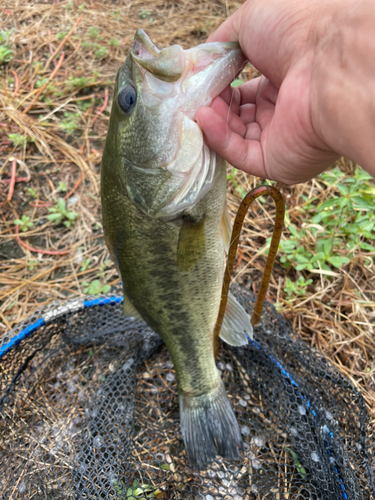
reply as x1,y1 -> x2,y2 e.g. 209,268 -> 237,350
177,217 -> 206,272
219,292 -> 253,346
123,293 -> 143,321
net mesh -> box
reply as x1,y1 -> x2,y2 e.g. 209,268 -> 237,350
1,286 -> 374,500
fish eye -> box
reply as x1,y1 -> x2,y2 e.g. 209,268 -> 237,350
118,85 -> 137,113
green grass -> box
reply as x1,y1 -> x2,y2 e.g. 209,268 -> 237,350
8,133 -> 31,147
112,480 -> 162,499
264,166 -> 375,272
60,112 -> 81,135
284,276 -> 313,301
82,279 -> 111,295
47,198 -> 79,228
0,29 -> 14,65
14,215 -> 34,232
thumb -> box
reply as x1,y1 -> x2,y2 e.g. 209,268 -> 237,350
206,5 -> 243,43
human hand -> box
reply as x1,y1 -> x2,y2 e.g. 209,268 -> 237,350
195,0 -> 341,185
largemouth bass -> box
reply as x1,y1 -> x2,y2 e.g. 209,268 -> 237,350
101,29 -> 253,469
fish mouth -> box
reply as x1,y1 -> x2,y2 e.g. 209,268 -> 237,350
130,29 -> 185,82
132,29 -> 160,58
130,29 -> 246,89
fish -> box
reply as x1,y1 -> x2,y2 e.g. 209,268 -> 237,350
101,29 -> 253,469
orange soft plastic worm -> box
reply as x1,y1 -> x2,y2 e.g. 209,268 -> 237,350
214,185 -> 285,358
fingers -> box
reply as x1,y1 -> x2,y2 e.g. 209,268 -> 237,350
245,122 -> 262,141
237,77 -> 262,104
210,96 -> 247,136
217,85 -> 241,113
195,106 -> 267,178
219,77 -> 263,108
240,103 -> 256,124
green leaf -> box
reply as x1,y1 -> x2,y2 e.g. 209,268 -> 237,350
362,230 -> 374,239
280,240 -> 297,252
327,256 -> 350,268
311,213 -> 323,224
343,224 -> 359,234
66,211 -> 79,220
357,219 -> 373,231
295,264 -> 309,271
336,183 -> 349,195
323,239 -> 332,256
355,169 -> 373,181
360,242 -> 375,252
294,255 -> 310,264
311,251 -> 326,263
284,447 -> 307,479
47,213 -> 63,222
57,198 -> 66,212
318,199 -> 337,210
352,196 -> 373,209
89,280 -> 101,293
230,79 -> 243,87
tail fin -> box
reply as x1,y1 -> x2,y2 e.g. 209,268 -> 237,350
179,381 -> 243,469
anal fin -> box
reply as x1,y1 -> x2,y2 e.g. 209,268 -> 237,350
219,291 -> 253,346
123,293 -> 143,321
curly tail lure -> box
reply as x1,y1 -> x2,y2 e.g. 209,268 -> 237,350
214,185 -> 285,358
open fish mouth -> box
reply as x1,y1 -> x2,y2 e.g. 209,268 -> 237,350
130,30 -> 185,82
130,29 -> 246,103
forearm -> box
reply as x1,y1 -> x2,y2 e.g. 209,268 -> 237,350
311,0 -> 375,177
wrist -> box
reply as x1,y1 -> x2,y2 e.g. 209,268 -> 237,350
310,0 -> 375,176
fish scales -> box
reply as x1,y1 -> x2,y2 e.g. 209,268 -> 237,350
101,29 -> 251,468
103,156 -> 226,395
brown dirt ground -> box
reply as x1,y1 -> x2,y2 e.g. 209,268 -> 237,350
0,0 -> 374,426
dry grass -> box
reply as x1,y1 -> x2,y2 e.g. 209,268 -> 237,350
0,0 -> 374,422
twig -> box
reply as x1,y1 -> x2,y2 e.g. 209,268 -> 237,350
91,87 -> 109,125
15,225 -> 70,255
11,70 -> 19,97
7,159 -> 17,201
64,172 -> 84,200
23,53 -> 65,114
30,200 -> 50,208
1,176 -> 30,184
44,13 -> 84,72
